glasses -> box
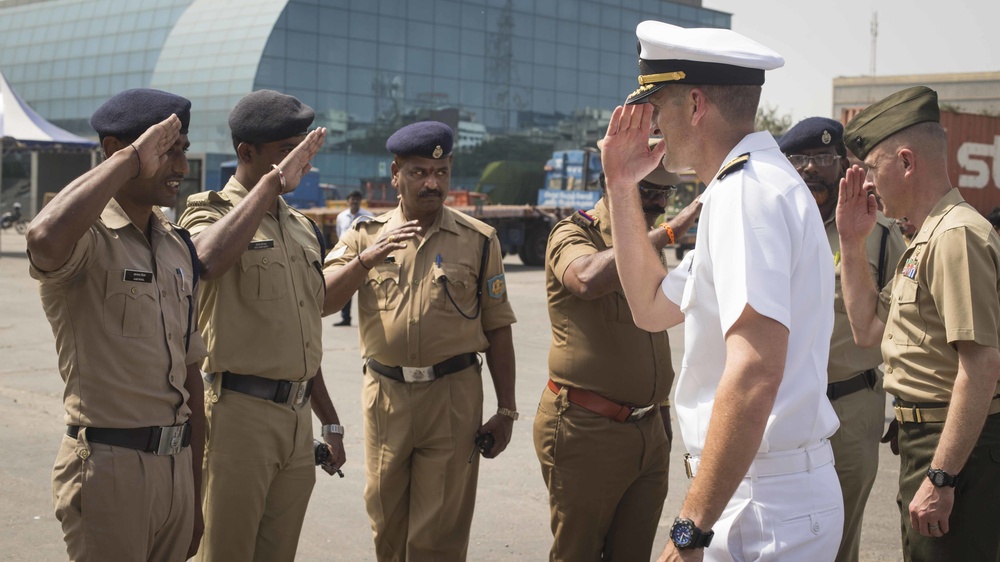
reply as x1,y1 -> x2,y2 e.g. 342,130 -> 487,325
787,154 -> 841,169
638,181 -> 676,199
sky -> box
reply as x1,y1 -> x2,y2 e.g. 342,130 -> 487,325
700,0 -> 1000,123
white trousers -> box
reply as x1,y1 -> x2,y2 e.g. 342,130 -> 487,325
706,450 -> 844,561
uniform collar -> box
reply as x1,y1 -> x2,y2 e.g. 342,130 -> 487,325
384,205 -> 460,236
223,176 -> 290,218
100,198 -> 171,237
704,131 -> 778,196
909,188 -> 965,246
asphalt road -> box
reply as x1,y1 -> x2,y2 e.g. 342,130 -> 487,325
0,229 -> 904,561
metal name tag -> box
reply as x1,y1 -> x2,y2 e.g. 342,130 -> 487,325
401,366 -> 436,383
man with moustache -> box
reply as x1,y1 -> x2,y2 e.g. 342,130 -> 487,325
26,90 -> 207,561
321,121 -> 517,561
535,138 -> 701,562
837,86 -> 1000,561
179,90 -> 338,562
779,117 -> 906,562
601,21 -> 844,561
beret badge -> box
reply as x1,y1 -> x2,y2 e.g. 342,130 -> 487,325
821,130 -> 832,145
433,145 -> 444,159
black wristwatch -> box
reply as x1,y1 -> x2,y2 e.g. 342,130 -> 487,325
926,467 -> 959,487
670,517 -> 714,550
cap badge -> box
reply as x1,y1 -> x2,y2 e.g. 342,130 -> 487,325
821,130 -> 832,145
432,145 -> 443,159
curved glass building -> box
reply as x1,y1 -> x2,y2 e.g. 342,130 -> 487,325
0,0 -> 730,189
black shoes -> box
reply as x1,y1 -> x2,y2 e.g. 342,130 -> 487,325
333,319 -> 351,327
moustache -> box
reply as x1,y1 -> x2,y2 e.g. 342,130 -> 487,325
418,189 -> 442,198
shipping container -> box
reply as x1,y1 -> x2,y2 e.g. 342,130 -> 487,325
940,110 -> 1000,216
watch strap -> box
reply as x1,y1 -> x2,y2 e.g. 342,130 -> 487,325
497,407 -> 519,421
321,424 -> 344,437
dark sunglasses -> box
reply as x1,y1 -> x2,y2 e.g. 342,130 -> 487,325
638,180 -> 677,199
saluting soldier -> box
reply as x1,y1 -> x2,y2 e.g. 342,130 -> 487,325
779,117 -> 906,562
837,86 -> 1000,561
27,90 -> 207,561
178,90 -> 337,562
322,121 -> 517,561
535,141 -> 701,562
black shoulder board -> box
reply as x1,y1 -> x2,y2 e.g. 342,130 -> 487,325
716,152 -> 750,181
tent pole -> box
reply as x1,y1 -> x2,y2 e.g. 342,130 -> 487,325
30,150 -> 38,218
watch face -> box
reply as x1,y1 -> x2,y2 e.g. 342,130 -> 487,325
930,471 -> 943,486
671,521 -> 694,548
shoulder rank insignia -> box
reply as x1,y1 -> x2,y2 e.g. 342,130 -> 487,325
716,152 -> 750,181
570,210 -> 596,228
487,273 -> 506,298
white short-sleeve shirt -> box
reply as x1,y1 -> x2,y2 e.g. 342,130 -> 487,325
336,208 -> 374,238
662,132 -> 839,456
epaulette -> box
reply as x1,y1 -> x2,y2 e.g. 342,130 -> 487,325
451,208 -> 496,238
570,210 -> 597,228
351,214 -> 381,231
185,189 -> 229,207
715,152 -> 750,181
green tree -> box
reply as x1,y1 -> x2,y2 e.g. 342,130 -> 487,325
453,136 -> 553,179
755,103 -> 793,136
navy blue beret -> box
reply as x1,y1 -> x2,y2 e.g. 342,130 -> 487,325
229,90 -> 315,144
386,121 -> 454,159
778,117 -> 844,154
91,89 -> 191,139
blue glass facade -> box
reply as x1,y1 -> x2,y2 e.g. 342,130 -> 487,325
0,0 -> 730,189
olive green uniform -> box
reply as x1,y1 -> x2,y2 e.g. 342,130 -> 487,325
826,213 -> 906,562
534,199 -> 673,562
30,201 -> 207,562
180,177 -> 326,562
879,189 -> 1000,561
324,205 -> 516,562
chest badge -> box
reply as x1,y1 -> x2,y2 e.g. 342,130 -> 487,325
901,257 -> 918,279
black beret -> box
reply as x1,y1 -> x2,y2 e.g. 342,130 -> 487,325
91,88 -> 191,139
778,117 -> 844,154
386,121 -> 454,159
844,86 -> 939,160
229,90 -> 315,144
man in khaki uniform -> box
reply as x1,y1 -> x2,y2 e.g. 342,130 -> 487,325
178,90 -> 338,562
838,86 -> 1000,561
27,89 -> 207,561
535,147 -> 701,561
779,117 -> 906,562
322,121 -> 517,561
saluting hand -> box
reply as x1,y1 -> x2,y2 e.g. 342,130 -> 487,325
275,127 -> 328,194
358,221 -> 421,268
836,165 -> 878,245
601,104 -> 666,191
477,414 -> 513,459
130,113 -> 182,179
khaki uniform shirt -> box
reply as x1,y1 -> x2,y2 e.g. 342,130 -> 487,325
546,199 -> 674,406
879,189 -> 1000,403
29,200 -> 207,428
323,205 -> 516,367
827,212 -> 907,383
179,178 -> 325,381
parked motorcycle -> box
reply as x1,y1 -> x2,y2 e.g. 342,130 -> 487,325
0,202 -> 27,234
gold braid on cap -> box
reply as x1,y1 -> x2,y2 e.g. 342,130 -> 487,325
628,83 -> 656,100
638,71 -> 686,85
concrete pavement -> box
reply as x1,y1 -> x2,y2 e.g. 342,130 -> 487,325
0,229 -> 904,560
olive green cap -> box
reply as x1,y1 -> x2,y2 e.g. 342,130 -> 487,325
843,86 -> 940,160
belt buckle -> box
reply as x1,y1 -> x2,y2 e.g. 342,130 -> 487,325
289,381 -> 309,406
155,425 -> 185,456
683,453 -> 695,479
626,404 -> 656,423
402,366 -> 435,383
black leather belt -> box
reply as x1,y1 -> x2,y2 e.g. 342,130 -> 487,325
221,372 -> 314,406
827,369 -> 878,401
67,423 -> 191,455
367,353 -> 478,383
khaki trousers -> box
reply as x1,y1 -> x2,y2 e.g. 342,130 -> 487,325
898,411 -> 1000,562
533,384 -> 670,562
828,375 -> 885,562
363,364 -> 483,562
196,381 -> 316,562
52,431 -> 194,562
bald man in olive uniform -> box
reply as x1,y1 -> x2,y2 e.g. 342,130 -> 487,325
838,86 -> 1000,561
322,121 -> 517,561
179,90 -> 334,562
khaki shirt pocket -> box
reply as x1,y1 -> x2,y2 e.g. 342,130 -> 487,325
239,248 -> 288,301
302,246 -> 325,304
890,278 -> 926,346
602,291 -> 633,323
104,271 -> 157,338
432,263 -> 478,314
360,263 -> 402,311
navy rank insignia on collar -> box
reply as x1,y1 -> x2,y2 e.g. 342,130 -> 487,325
716,152 -> 750,181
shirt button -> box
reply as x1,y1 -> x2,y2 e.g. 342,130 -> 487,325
887,334 -> 893,339
78,449 -> 90,460
410,354 -> 416,360
306,342 -> 311,348
299,300 -> 305,307
887,367 -> 893,373
130,287 -> 137,295
168,333 -> 173,340
262,257 -> 269,264
211,393 -> 219,404
409,318 -> 417,324
291,255 -> 297,262
161,290 -> 167,297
